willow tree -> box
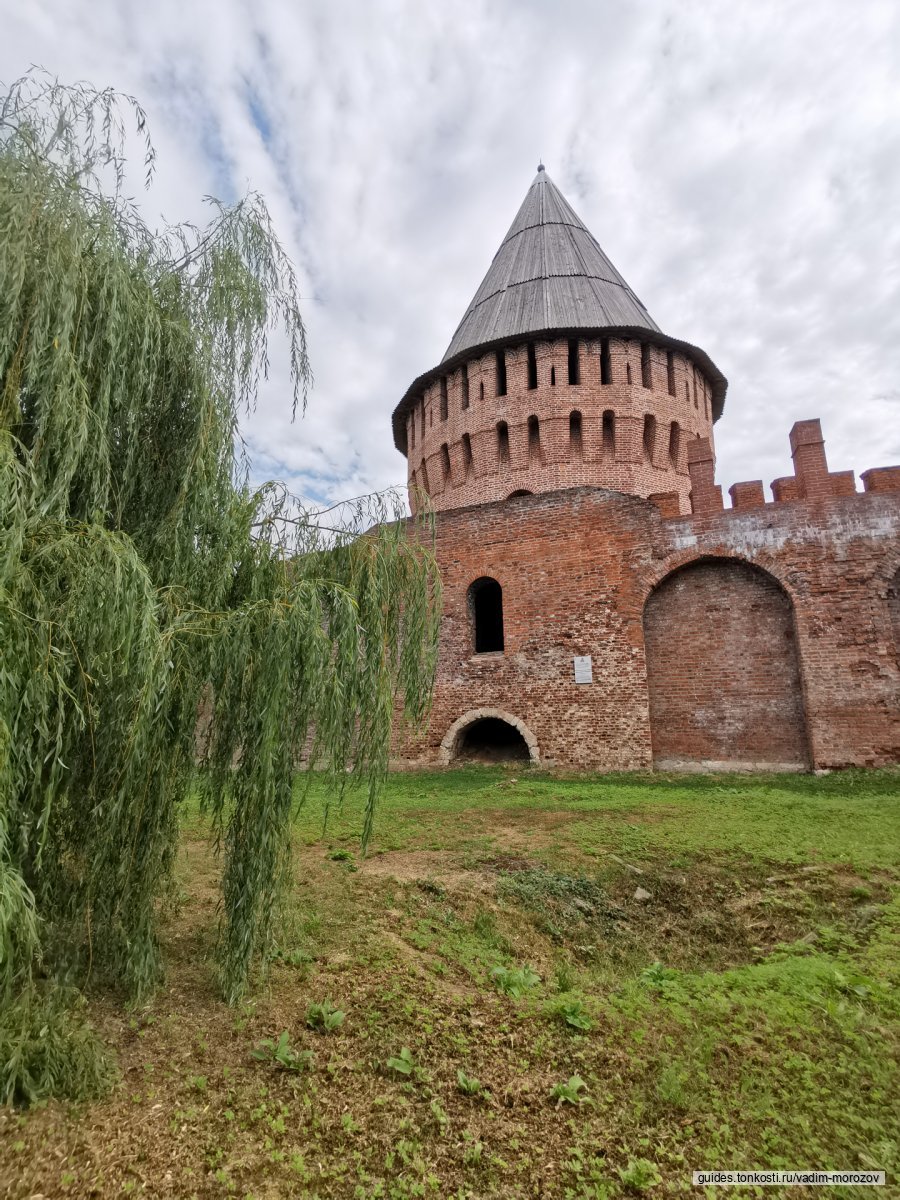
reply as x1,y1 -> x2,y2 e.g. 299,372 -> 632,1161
0,73 -> 439,1100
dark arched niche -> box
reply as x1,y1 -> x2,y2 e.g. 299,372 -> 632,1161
468,576 -> 504,653
643,558 -> 809,769
454,717 -> 530,763
889,569 -> 900,665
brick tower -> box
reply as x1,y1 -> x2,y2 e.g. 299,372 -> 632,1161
391,168 -> 900,773
393,166 -> 726,515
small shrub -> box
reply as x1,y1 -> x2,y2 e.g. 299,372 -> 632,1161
553,998 -> 593,1031
639,961 -> 681,992
251,1030 -> 313,1073
386,1046 -> 415,1076
550,1074 -> 589,1107
617,1158 -> 662,1192
490,964 -> 541,998
456,1068 -> 487,1097
305,999 -> 345,1032
461,1131 -> 484,1165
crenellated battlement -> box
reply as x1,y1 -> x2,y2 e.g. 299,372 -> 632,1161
655,418 -> 900,519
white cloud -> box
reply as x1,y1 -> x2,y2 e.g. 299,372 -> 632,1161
3,0 -> 899,506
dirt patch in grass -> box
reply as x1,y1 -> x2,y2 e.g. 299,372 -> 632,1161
360,849 -> 493,893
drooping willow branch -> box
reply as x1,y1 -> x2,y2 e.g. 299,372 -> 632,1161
0,68 -> 441,1057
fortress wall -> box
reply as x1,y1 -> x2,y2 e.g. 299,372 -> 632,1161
395,438 -> 900,771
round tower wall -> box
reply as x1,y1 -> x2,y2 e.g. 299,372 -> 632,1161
405,337 -> 716,515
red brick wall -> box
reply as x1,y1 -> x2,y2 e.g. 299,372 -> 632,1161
394,486 -> 900,771
643,560 -> 808,768
406,336 -> 714,516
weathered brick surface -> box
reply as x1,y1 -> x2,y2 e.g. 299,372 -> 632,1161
890,572 -> 900,662
643,560 -> 808,769
389,168 -> 900,774
406,336 -> 714,516
863,467 -> 900,494
394,476 -> 900,772
394,323 -> 900,772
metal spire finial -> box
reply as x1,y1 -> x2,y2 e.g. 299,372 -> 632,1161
537,161 -> 545,172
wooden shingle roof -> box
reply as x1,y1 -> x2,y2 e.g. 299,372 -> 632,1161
442,166 -> 659,361
391,168 -> 727,455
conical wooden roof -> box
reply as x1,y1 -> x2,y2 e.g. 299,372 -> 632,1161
391,168 -> 727,455
442,166 -> 659,362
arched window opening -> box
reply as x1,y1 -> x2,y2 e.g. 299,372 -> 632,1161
440,375 -> 448,421
420,459 -> 430,495
527,342 -> 537,390
507,489 -> 532,499
666,350 -> 676,397
569,410 -> 583,459
704,390 -> 710,420
684,380 -> 689,404
461,363 -> 470,410
468,576 -> 504,654
643,413 -> 657,463
496,420 -> 510,464
454,717 -> 528,763
527,414 -> 541,463
669,421 -> 681,468
568,338 -> 580,385
461,432 -> 474,478
602,409 -> 615,458
641,343 -> 652,389
409,414 -> 415,450
889,570 -> 900,666
692,366 -> 699,409
496,350 -> 507,397
479,379 -> 485,403
420,399 -> 426,439
440,443 -> 451,484
550,365 -> 556,387
626,361 -> 633,385
600,338 -> 612,385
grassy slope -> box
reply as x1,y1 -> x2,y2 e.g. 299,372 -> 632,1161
3,769 -> 899,1198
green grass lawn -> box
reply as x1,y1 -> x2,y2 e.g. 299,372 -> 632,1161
5,768 -> 899,1198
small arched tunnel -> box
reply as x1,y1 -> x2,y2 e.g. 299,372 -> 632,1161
455,717 -> 530,763
440,709 -> 540,766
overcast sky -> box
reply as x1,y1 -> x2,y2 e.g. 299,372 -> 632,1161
4,0 -> 899,508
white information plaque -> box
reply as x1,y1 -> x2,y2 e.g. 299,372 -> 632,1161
573,655 -> 593,684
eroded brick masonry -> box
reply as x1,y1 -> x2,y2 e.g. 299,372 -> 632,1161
389,169 -> 900,771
